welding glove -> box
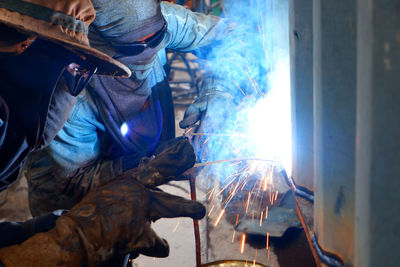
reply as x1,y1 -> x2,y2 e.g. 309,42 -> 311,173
179,90 -> 235,129
58,138 -> 194,203
0,176 -> 205,267
123,137 -> 196,187
179,86 -> 236,162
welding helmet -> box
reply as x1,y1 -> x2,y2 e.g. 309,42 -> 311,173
91,0 -> 166,80
0,0 -> 131,77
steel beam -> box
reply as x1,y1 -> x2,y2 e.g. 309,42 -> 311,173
313,0 -> 357,265
289,0 -> 317,264
289,0 -> 314,192
355,1 -> 400,266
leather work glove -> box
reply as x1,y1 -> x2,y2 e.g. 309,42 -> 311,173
0,177 -> 206,267
126,137 -> 196,187
179,91 -> 235,130
179,90 -> 236,162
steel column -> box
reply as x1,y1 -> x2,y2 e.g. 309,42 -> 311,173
355,1 -> 400,266
288,0 -> 318,264
289,0 -> 314,192
313,0 -> 357,265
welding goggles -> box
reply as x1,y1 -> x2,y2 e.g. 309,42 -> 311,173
0,38 -> 97,97
113,23 -> 168,56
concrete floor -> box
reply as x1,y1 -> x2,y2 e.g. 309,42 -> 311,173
0,53 -> 316,267
0,159 -> 315,267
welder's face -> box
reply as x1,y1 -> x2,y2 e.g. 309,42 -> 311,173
114,21 -> 167,81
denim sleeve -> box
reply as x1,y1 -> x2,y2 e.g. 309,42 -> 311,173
25,91 -> 124,204
162,2 -> 264,100
162,2 -> 228,52
47,91 -> 104,177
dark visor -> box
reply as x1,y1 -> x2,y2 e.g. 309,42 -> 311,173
113,23 -> 167,56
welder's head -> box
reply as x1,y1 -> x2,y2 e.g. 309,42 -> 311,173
92,0 -> 166,81
92,0 -> 163,39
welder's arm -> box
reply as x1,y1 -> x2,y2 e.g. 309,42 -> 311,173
162,3 -> 264,128
29,93 -> 196,205
38,92 -> 122,198
0,176 -> 206,267
163,1 -> 262,93
55,137 -> 196,197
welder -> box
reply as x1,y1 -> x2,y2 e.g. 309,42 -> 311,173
0,0 -> 205,266
25,0 -> 262,217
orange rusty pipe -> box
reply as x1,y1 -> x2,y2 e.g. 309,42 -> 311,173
189,176 -> 202,267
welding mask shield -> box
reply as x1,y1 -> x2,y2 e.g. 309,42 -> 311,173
1,39 -> 97,97
0,39 -> 95,148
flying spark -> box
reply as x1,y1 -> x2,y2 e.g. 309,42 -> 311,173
214,209 -> 225,226
241,233 -> 246,253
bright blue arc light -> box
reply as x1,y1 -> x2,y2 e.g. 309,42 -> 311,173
120,122 -> 128,136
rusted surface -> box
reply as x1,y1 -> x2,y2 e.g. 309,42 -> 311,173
190,176 -> 202,267
293,195 -> 320,266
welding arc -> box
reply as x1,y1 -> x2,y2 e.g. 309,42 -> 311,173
193,158 -> 280,168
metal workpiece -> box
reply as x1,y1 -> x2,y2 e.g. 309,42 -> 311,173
355,1 -> 400,266
313,0 -> 357,265
289,0 -> 314,192
288,1 -> 317,265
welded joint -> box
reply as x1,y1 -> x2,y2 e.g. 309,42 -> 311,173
311,234 -> 344,267
280,169 -> 314,203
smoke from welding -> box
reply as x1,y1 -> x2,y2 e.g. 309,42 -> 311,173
194,0 -> 291,178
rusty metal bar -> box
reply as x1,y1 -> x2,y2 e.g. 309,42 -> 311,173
189,177 -> 202,267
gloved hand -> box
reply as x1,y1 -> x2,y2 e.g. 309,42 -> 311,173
125,137 -> 196,187
0,177 -> 205,267
179,91 -> 236,162
179,92 -> 233,129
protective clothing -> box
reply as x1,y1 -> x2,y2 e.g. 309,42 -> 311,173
0,0 -> 130,190
87,0 -> 169,157
28,138 -> 195,216
0,0 -> 130,76
91,0 -> 161,41
179,84 -> 236,129
126,137 -> 195,187
26,2 -> 261,214
0,39 -> 77,191
0,178 -> 205,267
180,91 -> 237,162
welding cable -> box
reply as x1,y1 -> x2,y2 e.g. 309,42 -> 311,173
280,168 -> 314,203
311,234 -> 344,267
